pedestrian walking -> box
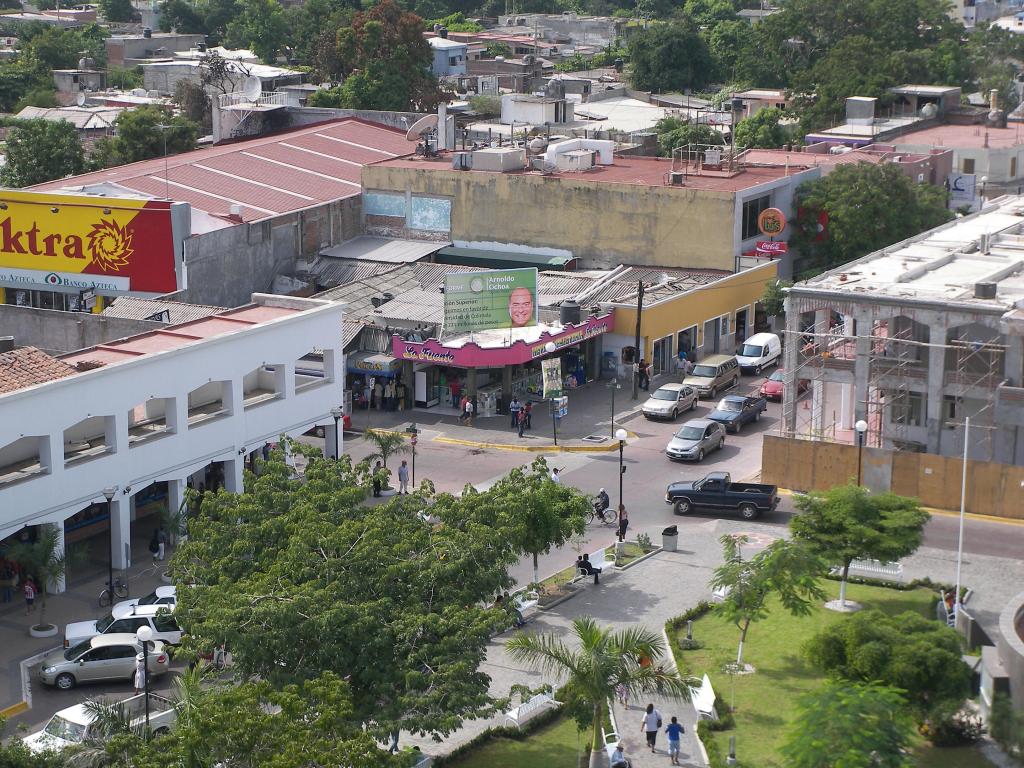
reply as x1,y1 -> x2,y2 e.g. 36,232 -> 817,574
23,577 -> 35,614
372,461 -> 383,497
463,397 -> 474,426
148,529 -> 160,562
615,682 -> 630,708
509,397 -> 522,428
550,467 -> 561,484
517,409 -> 527,438
638,359 -> 650,391
641,703 -> 662,753
524,401 -> 532,429
398,460 -> 410,494
157,526 -> 168,561
665,716 -> 684,765
373,380 -> 384,410
133,653 -> 146,695
617,504 -> 629,543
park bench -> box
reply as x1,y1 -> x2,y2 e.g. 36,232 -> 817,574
601,729 -> 623,766
503,692 -> 560,728
513,590 -> 540,622
693,673 -> 718,721
574,547 -> 612,583
836,559 -> 904,580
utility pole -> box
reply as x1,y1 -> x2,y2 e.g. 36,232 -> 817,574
631,280 -> 644,400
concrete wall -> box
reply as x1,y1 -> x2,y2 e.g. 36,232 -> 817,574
176,196 -> 361,307
361,164 -> 741,271
0,305 -> 165,354
761,434 -> 1024,519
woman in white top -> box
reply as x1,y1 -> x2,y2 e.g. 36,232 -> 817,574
641,703 -> 662,752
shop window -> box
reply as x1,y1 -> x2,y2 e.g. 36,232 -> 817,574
364,192 -> 406,218
652,336 -> 672,376
741,195 -> 770,241
962,158 -> 975,174
676,327 -> 696,357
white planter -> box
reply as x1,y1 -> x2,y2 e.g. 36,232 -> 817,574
29,624 -> 58,638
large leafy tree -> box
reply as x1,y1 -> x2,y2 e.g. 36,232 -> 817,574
734,107 -> 788,149
173,449 -> 535,741
0,119 -> 86,187
92,107 -> 199,168
99,0 -> 137,22
225,0 -> 289,64
803,610 -> 970,720
789,162 -> 951,280
627,22 -> 712,93
781,682 -> 915,768
708,535 -> 826,667
790,483 -> 929,609
507,617 -> 695,768
444,457 -> 588,585
653,117 -> 724,157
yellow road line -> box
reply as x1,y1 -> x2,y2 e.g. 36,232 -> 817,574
0,701 -> 28,717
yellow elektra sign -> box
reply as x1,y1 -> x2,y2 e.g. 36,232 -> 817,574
0,190 -> 183,294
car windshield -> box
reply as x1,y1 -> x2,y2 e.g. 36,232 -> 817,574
676,426 -> 705,440
769,370 -> 785,382
95,614 -> 115,633
691,365 -> 717,377
63,640 -> 92,660
138,591 -> 162,605
651,388 -> 678,401
43,716 -> 87,743
740,344 -> 765,357
715,399 -> 742,412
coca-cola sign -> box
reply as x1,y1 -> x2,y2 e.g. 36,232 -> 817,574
755,241 -> 788,255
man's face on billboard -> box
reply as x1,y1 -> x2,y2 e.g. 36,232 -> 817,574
508,287 -> 534,327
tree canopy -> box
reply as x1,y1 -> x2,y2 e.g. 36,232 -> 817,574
0,119 -> 86,188
627,22 -> 712,94
173,447 -> 584,742
225,0 -> 289,64
803,609 -> 971,720
708,534 -> 825,666
789,163 -> 951,280
653,117 -> 724,157
733,107 -> 788,149
790,483 -> 929,607
92,107 -> 199,168
781,682 -> 915,768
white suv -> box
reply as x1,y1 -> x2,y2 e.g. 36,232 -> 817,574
64,603 -> 182,649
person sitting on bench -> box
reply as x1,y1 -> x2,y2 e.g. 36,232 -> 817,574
611,742 -> 630,768
576,554 -> 602,585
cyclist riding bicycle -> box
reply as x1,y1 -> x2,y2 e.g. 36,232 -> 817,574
593,488 -> 610,514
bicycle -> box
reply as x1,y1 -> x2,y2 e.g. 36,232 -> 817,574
588,503 -> 616,526
98,576 -> 129,607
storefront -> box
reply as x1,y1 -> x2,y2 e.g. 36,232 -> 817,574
346,351 -> 405,411
392,313 -> 615,413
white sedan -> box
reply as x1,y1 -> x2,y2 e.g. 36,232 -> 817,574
641,383 -> 698,421
112,585 -> 176,614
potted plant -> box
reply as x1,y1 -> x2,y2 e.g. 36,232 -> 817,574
10,525 -> 81,637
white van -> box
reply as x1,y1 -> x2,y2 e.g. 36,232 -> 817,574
736,332 -> 781,374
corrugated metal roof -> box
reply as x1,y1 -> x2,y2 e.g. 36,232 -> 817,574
368,288 -> 444,325
103,297 -> 225,323
320,237 -> 448,263
30,119 -> 412,224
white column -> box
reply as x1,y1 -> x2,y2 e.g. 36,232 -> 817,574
166,478 -> 186,544
223,457 -> 244,494
110,497 -> 132,570
47,522 -> 66,594
324,423 -> 340,459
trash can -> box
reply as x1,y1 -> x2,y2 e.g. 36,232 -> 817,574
662,525 -> 678,552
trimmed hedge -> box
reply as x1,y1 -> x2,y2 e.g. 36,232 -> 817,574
431,705 -> 564,767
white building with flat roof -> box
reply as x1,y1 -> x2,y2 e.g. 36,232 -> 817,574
0,294 -> 344,589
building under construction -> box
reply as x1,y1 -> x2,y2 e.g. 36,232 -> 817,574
781,195 -> 1024,465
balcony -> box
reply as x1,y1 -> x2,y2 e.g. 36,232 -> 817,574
996,383 -> 1024,425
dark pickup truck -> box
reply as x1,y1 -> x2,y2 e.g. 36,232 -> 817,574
664,472 -> 779,520
707,395 -> 768,433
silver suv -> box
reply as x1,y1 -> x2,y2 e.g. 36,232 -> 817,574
683,355 -> 740,399
665,418 -> 726,462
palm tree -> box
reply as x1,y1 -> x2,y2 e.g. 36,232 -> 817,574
363,428 -> 410,488
9,524 -> 80,632
506,616 -> 696,768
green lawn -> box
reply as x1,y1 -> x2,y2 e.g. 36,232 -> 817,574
445,716 -> 588,768
673,581 -> 995,768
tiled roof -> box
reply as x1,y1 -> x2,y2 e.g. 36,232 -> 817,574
0,347 -> 78,394
30,118 -> 414,223
103,297 -> 226,324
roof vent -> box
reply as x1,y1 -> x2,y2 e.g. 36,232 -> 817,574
974,281 -> 997,299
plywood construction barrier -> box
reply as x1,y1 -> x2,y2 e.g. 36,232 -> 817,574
762,435 -> 1024,520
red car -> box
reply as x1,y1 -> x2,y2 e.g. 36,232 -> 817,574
759,369 -> 808,401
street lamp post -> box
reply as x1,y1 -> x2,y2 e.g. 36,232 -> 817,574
854,419 -> 868,486
615,428 -> 627,511
329,406 -> 344,459
607,378 -> 621,439
103,486 -> 117,599
408,423 -> 419,486
136,625 -> 153,737
545,342 -> 558,446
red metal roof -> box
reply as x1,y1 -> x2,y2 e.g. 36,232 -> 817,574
30,119 -> 413,223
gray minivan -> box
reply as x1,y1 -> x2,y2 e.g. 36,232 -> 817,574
683,354 -> 740,399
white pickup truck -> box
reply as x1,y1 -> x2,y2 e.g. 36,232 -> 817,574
23,693 -> 177,754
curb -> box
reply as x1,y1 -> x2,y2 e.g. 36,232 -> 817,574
432,430 -> 639,454
776,488 -> 1024,526
0,700 -> 27,717
613,547 -> 662,571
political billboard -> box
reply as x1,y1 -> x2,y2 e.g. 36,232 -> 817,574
0,190 -> 188,296
443,268 -> 539,334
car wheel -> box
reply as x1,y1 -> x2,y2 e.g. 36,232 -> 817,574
739,502 -> 758,520
690,399 -> 697,411
55,673 -> 76,690
674,498 -> 692,515
732,377 -> 739,389
754,365 -> 762,375
719,437 -> 725,449
709,386 -> 717,399
671,408 -> 678,420
755,410 -> 761,422
696,449 -> 705,462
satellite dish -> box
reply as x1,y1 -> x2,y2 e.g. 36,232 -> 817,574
75,90 -> 86,107
405,113 -> 438,142
243,75 -> 262,101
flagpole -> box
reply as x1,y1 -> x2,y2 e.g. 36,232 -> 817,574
954,416 -> 969,623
